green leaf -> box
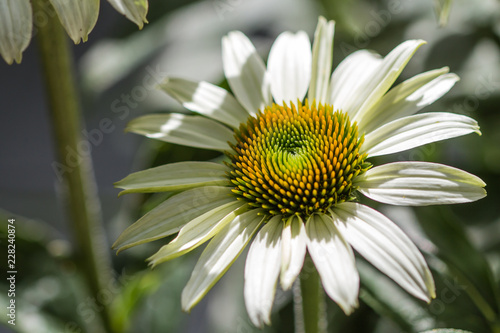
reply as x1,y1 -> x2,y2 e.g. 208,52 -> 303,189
49,0 -> 99,44
112,186 -> 235,252
0,0 -> 32,64
110,270 -> 161,332
417,207 -> 500,323
106,0 -> 148,29
358,260 -> 435,332
115,161 -> 230,195
435,0 -> 454,27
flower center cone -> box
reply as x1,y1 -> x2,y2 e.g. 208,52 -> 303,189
227,101 -> 371,218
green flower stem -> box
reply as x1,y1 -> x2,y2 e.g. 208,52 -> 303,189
296,256 -> 327,333
33,0 -> 115,332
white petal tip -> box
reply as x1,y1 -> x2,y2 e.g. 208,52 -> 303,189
338,299 -> 359,316
147,253 -> 164,268
439,66 -> 450,73
180,303 -> 191,313
400,39 -> 427,53
248,314 -> 270,329
2,53 -> 23,65
107,0 -> 148,30
450,73 -> 461,82
136,20 -> 148,30
318,15 -> 336,26
279,276 -> 294,291
69,33 -> 88,45
429,288 -> 437,301
411,281 -> 436,303
180,293 -> 195,313
414,289 -> 434,304
225,30 -> 244,40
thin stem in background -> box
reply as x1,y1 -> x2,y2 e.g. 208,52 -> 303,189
33,0 -> 115,331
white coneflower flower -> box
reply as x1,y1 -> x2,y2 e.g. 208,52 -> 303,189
113,16 -> 486,328
0,0 -> 148,64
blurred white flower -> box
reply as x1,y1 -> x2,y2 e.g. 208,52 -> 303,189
0,0 -> 148,64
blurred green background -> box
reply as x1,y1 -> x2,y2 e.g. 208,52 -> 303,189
0,0 -> 499,332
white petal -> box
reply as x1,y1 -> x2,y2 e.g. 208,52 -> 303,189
355,161 -> 487,205
268,31 -> 311,104
359,67 -> 459,133
244,215 -> 282,328
329,40 -> 425,120
362,112 -> 481,157
305,214 -> 359,314
333,202 -> 435,301
112,186 -> 234,252
182,209 -> 264,311
114,161 -> 229,195
49,0 -> 99,44
160,77 -> 249,128
148,201 -> 247,267
351,40 -> 426,123
222,31 -> 271,115
106,0 -> 148,29
126,113 -> 234,151
280,216 -> 307,290
308,17 -> 335,104
0,0 -> 32,64
327,50 -> 382,115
